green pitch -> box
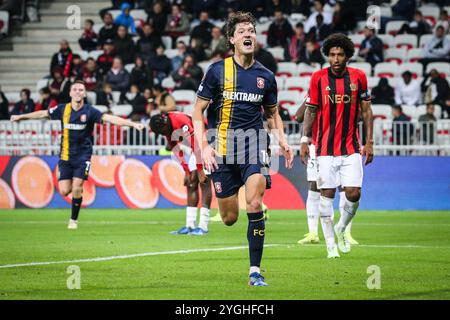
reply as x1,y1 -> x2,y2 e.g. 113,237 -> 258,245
0,209 -> 450,300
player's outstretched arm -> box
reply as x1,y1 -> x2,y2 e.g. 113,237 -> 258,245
300,105 -> 317,165
361,100 -> 374,165
192,97 -> 217,172
101,113 -> 144,131
264,105 -> 293,169
10,110 -> 50,122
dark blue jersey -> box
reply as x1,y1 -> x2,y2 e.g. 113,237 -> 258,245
48,103 -> 103,161
197,56 -> 277,157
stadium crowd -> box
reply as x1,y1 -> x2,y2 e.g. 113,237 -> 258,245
1,0 -> 450,147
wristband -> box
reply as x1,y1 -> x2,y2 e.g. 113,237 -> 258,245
300,136 -> 310,144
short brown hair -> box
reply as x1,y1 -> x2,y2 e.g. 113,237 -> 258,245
225,11 -> 256,50
70,80 -> 86,89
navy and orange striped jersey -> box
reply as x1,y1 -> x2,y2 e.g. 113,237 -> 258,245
48,103 -> 103,161
196,56 -> 277,157
306,67 -> 371,156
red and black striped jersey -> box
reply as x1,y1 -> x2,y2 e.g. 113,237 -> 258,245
306,67 -> 371,156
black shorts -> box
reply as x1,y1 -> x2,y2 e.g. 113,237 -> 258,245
58,159 -> 91,181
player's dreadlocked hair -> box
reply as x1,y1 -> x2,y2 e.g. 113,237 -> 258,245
225,11 -> 256,50
321,33 -> 355,58
149,113 -> 169,134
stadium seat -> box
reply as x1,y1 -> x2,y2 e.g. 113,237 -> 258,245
380,5 -> 393,17
124,63 -> 135,73
367,76 -> 381,89
419,34 -> 433,47
36,79 -> 49,92
348,34 -> 364,48
276,62 -> 297,77
386,20 -> 408,35
402,105 -> 417,119
377,34 -> 394,49
407,48 -> 423,62
267,47 -> 285,61
0,10 -> 9,35
372,104 -> 392,119
256,34 -> 268,47
349,62 -> 372,76
5,92 -> 20,103
129,9 -> 148,27
181,104 -> 194,115
89,50 -> 104,60
384,48 -> 407,64
111,104 -> 132,117
161,77 -> 175,91
394,34 -> 418,50
374,62 -> 400,78
111,91 -> 121,104
285,77 -> 310,93
297,63 -> 320,77
164,49 -> 178,59
93,105 -> 109,113
86,91 -> 97,105
415,104 -> 441,119
426,62 -> 450,76
198,61 -> 211,73
161,36 -> 173,49
278,90 -> 302,107
256,21 -> 271,35
172,90 -> 196,105
176,35 -> 190,46
108,9 -> 121,19
418,6 -> 440,24
399,63 -> 423,78
275,76 -> 285,90
73,50 -> 89,61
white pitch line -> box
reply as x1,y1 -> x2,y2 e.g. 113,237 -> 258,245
0,244 -> 282,269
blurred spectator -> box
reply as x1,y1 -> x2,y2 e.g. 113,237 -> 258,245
35,87 -> 58,111
392,0 -> 416,21
284,22 -> 306,63
240,0 -> 265,19
391,105 -> 414,148
70,54 -> 84,79
146,1 -> 167,36
165,4 -> 190,39
307,13 -> 332,44
99,0 -> 137,19
130,56 -> 153,91
186,37 -> 207,62
96,82 -> 114,108
142,87 -> 153,117
304,0 -> 332,33
303,39 -> 324,66
418,103 -> 437,144
49,67 -> 67,101
0,86 -> 9,120
358,27 -> 383,67
97,39 -> 116,75
331,1 -> 356,34
395,71 -> 421,106
98,13 -> 117,46
435,9 -> 449,34
265,0 -> 292,16
208,27 -> 227,58
50,40 -> 73,77
81,58 -> 102,91
190,11 -> 215,48
114,2 -> 137,34
105,57 -> 131,93
147,83 -> 176,114
397,10 -> 431,37
172,54 -> 203,90
254,42 -> 277,74
137,23 -> 162,61
192,0 -> 218,19
371,78 -> 395,105
172,40 -> 187,72
421,26 -> 450,61
78,19 -> 98,52
114,25 -> 136,65
11,88 -> 35,115
267,9 -> 293,48
126,84 -> 148,120
148,44 -> 172,83
422,69 -> 450,119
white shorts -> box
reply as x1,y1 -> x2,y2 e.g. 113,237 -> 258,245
307,144 -> 318,182
185,152 -> 211,175
316,153 -> 363,189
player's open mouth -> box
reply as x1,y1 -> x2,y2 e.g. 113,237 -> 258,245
243,40 -> 252,49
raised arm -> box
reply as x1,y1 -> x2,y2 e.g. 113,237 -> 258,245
101,113 -> 144,131
264,105 -> 293,169
360,100 -> 374,165
10,110 -> 50,122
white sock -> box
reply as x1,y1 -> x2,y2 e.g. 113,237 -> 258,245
306,190 -> 320,235
186,206 -> 197,229
336,198 -> 359,233
199,207 -> 210,231
249,266 -> 260,275
319,196 -> 336,249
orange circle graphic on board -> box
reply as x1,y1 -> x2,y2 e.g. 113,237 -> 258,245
11,156 -> 54,208
152,159 -> 187,206
115,158 -> 159,208
90,155 -> 125,187
0,178 -> 15,208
